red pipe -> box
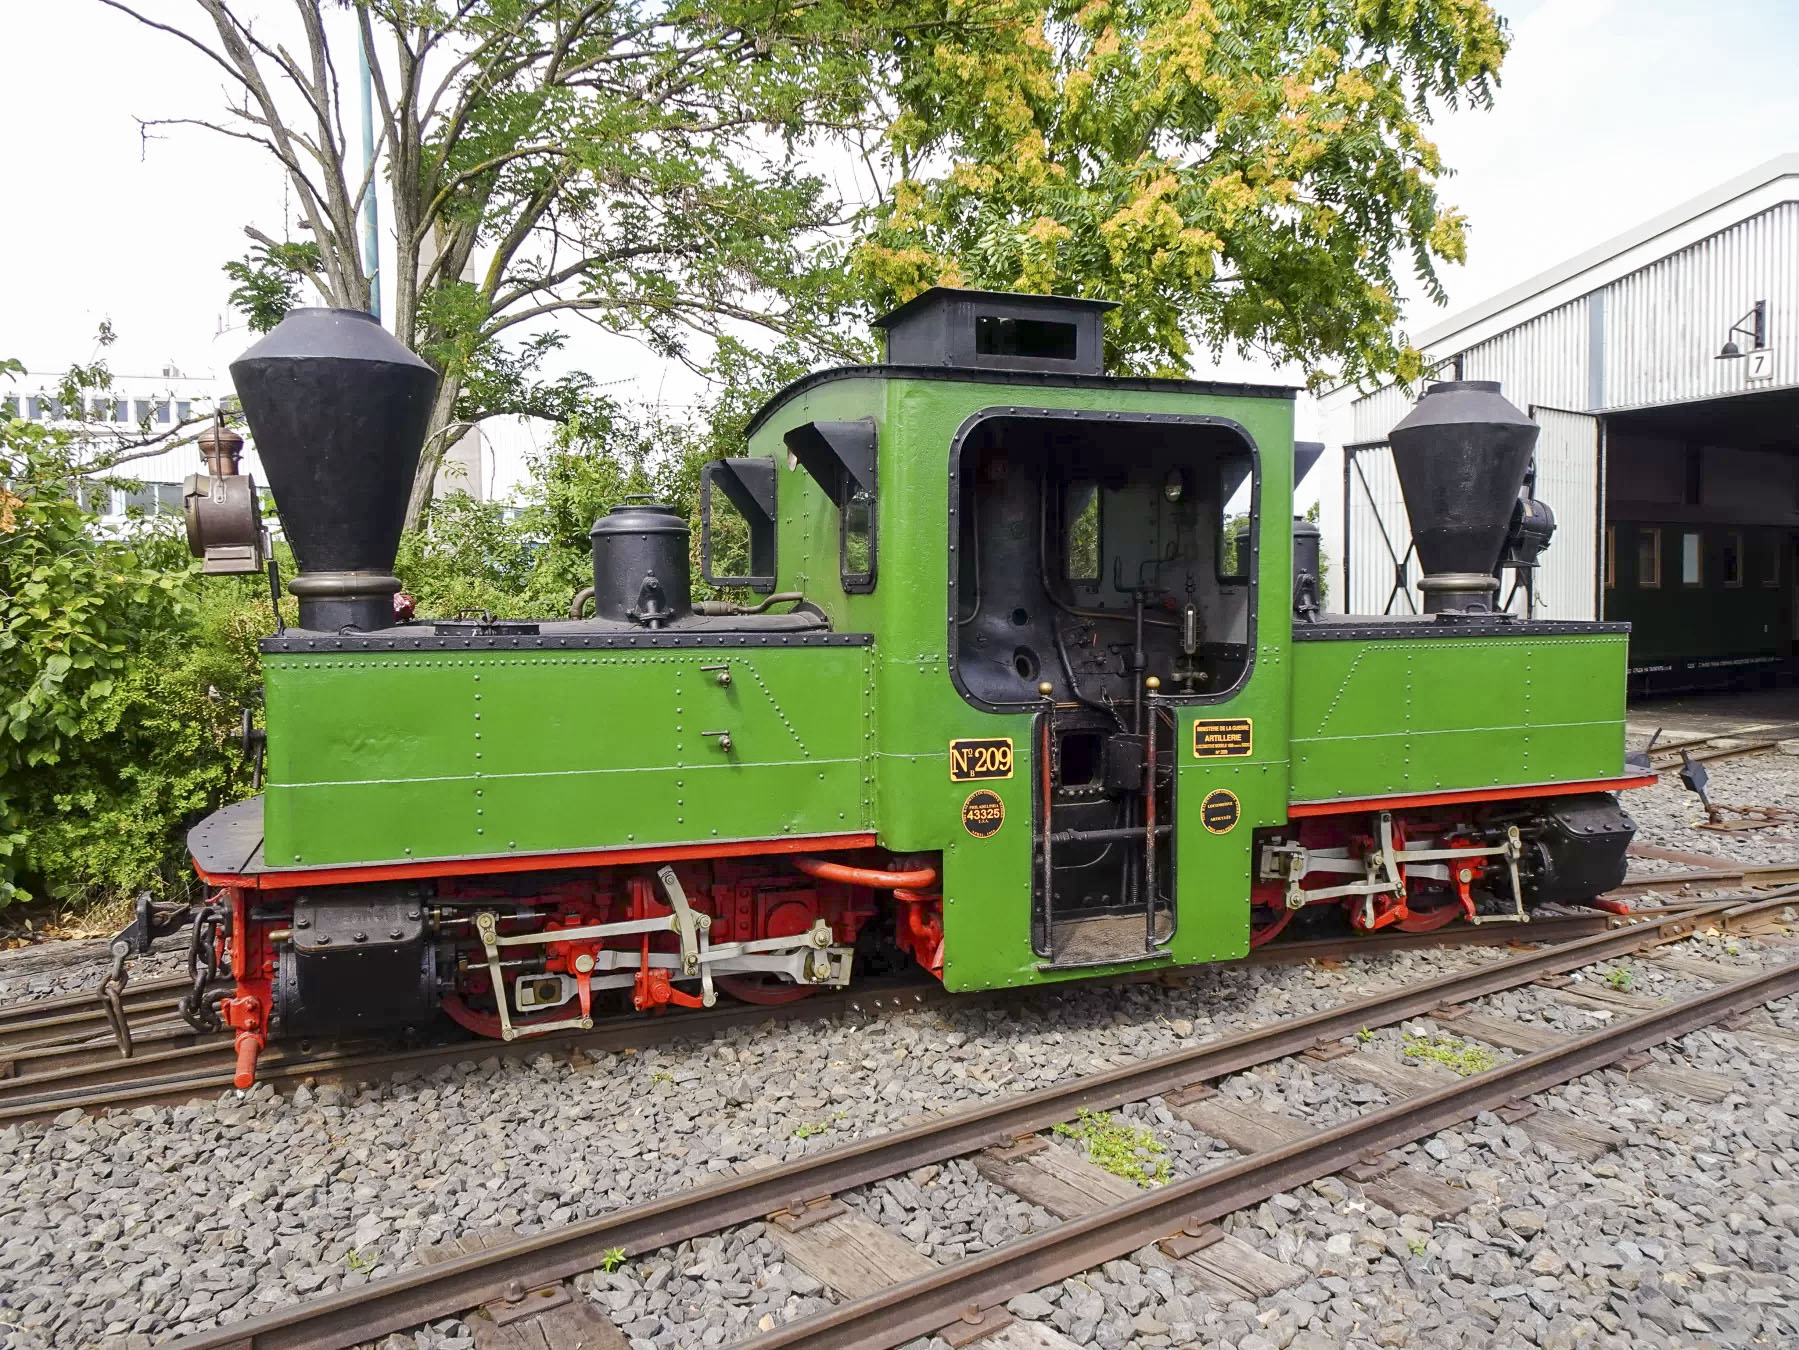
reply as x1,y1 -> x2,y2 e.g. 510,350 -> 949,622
793,857 -> 938,890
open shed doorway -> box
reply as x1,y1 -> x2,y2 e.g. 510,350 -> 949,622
1603,386 -> 1799,695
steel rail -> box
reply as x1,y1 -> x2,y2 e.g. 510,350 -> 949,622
1618,861 -> 1799,894
0,974 -> 188,1049
0,903 -> 1708,1122
0,980 -> 946,1126
745,953 -> 1799,1350
162,889 -> 1799,1350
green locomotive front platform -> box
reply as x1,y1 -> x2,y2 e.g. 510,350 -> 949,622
178,292 -> 1647,1084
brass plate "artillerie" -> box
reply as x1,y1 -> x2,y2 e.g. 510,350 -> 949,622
1192,718 -> 1253,758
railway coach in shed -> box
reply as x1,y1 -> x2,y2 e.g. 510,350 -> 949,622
158,289 -> 1650,1086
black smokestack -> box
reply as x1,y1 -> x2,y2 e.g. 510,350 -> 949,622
1387,380 -> 1539,615
230,308 -> 439,631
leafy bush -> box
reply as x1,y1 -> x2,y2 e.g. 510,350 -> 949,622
0,379 -> 260,908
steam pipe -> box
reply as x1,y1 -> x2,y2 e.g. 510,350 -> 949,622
692,592 -> 806,617
793,857 -> 938,890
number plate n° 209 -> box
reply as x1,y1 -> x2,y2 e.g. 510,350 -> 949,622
949,737 -> 1014,781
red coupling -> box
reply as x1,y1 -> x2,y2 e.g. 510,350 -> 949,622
232,1030 -> 266,1090
220,993 -> 267,1089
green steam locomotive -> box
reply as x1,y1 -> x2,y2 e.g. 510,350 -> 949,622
171,289 -> 1646,1086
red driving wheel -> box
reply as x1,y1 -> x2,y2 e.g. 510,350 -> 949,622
1393,892 -> 1464,932
716,896 -> 819,1005
1395,831 -> 1480,932
1249,882 -> 1293,948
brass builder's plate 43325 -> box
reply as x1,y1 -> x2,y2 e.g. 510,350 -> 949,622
949,737 -> 1014,781
1192,718 -> 1253,758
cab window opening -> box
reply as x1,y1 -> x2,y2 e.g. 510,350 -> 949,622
953,412 -> 1257,711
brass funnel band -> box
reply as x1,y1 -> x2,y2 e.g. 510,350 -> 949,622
287,570 -> 404,598
287,570 -> 405,632
1419,571 -> 1501,615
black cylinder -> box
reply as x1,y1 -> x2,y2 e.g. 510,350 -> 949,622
1387,380 -> 1539,614
1238,517 -> 1324,621
589,500 -> 691,627
230,308 -> 439,631
1292,516 -> 1323,621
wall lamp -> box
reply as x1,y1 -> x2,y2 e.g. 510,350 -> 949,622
1716,299 -> 1766,359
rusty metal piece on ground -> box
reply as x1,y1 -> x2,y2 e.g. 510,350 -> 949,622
769,1198 -> 847,1233
154,893 -> 1799,1350
1432,1002 -> 1472,1021
1496,1100 -> 1538,1123
1695,802 -> 1799,834
935,1303 -> 1014,1348
1651,740 -> 1780,773
1611,1051 -> 1651,1072
1627,844 -> 1737,868
483,1284 -> 570,1328
1161,1082 -> 1217,1108
983,1135 -> 1048,1163
1303,1040 -> 1357,1062
736,958 -> 1799,1350
1157,1221 -> 1226,1260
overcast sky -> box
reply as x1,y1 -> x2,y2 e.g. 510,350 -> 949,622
2,0 -> 1795,484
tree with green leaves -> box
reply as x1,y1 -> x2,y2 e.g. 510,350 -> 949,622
110,0 -> 1506,527
855,0 -> 1506,385
105,0 -> 937,526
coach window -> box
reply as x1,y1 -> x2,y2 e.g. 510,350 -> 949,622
1680,530 -> 1702,587
700,457 -> 778,593
1604,525 -> 1616,589
1722,530 -> 1744,588
1637,528 -> 1660,588
1763,529 -> 1782,587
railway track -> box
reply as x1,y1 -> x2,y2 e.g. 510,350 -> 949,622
0,901 -> 1710,1125
1616,859 -> 1799,894
164,888 -> 1799,1350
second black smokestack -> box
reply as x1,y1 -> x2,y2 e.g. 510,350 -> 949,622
1388,380 -> 1539,615
230,308 -> 439,631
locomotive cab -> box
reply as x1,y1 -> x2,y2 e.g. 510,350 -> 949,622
950,412 -> 1258,965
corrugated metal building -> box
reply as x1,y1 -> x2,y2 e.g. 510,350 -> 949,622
1344,155 -> 1799,690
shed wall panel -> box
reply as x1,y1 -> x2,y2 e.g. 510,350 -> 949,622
1603,203 -> 1799,409
1344,444 -> 1419,615
1461,300 -> 1591,413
